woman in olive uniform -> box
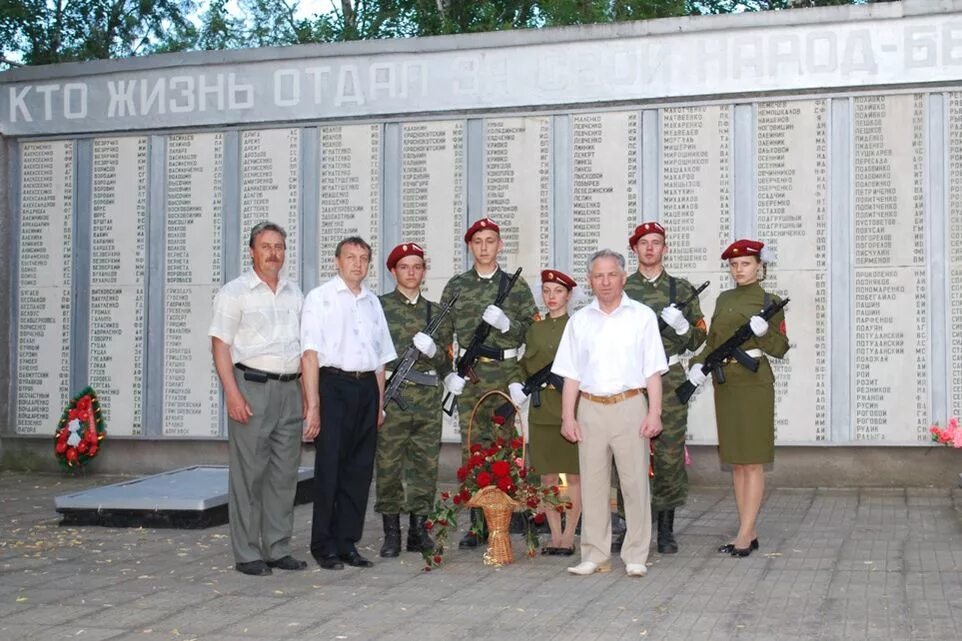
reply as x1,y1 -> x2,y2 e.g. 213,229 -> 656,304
509,270 -> 581,555
687,239 -> 789,557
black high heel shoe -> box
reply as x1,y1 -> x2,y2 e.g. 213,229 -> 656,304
718,538 -> 759,554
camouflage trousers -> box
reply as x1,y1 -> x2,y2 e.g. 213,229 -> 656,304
375,387 -> 443,516
455,359 -> 521,460
615,363 -> 690,513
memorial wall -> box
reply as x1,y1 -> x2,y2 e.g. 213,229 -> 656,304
5,3 -> 962,447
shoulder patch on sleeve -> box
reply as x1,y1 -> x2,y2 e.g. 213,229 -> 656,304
696,318 -> 708,333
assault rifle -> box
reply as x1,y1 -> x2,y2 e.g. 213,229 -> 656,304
658,280 -> 710,333
442,267 -> 523,415
384,293 -> 459,411
492,360 -> 565,422
675,297 -> 790,405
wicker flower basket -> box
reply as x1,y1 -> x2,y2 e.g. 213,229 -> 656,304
465,389 -> 524,566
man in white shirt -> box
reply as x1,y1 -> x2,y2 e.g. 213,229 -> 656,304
552,249 -> 668,578
209,222 -> 308,577
301,236 -> 396,570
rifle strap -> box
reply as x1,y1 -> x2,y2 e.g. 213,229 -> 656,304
425,300 -> 432,326
669,276 -> 676,305
763,291 -> 771,308
497,269 -> 510,300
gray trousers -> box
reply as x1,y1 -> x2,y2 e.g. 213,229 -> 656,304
228,369 -> 303,564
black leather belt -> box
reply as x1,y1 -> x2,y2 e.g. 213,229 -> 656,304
321,366 -> 376,380
235,363 -> 301,382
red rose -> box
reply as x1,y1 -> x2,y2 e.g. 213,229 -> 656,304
518,468 -> 527,479
496,476 -> 513,492
425,520 -> 434,530
495,437 -> 506,447
476,472 -> 492,487
491,461 -> 510,477
77,441 -> 89,453
453,494 -> 462,505
552,486 -> 560,496
433,555 -> 442,564
459,489 -> 471,502
78,410 -> 90,421
470,444 -> 483,454
457,467 -> 469,482
55,442 -> 67,454
440,491 -> 450,500
68,409 -> 79,420
527,498 -> 539,509
511,438 -> 523,450
438,518 -> 448,526
491,415 -> 506,426
555,505 -> 565,513
468,454 -> 484,469
533,513 -> 546,524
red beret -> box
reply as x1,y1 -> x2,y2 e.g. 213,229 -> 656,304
721,239 -> 765,260
464,217 -> 500,243
541,269 -> 577,290
386,242 -> 425,270
628,221 -> 666,248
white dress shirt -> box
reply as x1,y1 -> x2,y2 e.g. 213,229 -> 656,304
208,271 -> 304,375
552,292 -> 668,395
301,275 -> 396,372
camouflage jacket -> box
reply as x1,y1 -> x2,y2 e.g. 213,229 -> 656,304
379,289 -> 453,378
624,270 -> 707,359
440,266 -> 539,356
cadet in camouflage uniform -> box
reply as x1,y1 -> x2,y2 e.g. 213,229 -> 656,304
376,243 -> 454,557
440,217 -> 538,549
621,221 -> 707,554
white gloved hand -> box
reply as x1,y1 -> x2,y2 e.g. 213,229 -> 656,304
660,305 -> 690,335
412,332 -> 437,358
482,305 -> 511,333
687,365 -> 708,387
508,382 -> 528,407
749,315 -> 769,337
444,373 -> 466,395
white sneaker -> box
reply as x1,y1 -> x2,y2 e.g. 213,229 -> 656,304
625,563 -> 648,577
567,561 -> 611,575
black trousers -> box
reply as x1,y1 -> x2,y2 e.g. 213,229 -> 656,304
310,370 -> 379,557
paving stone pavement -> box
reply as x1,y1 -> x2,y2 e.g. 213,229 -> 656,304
0,471 -> 960,641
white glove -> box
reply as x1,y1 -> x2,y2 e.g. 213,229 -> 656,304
749,315 -> 769,337
687,365 -> 708,387
444,373 -> 466,395
412,332 -> 437,358
660,305 -> 690,335
482,305 -> 511,333
508,382 -> 528,407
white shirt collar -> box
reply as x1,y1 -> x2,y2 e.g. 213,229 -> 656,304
588,292 -> 631,315
334,274 -> 370,299
245,270 -> 290,293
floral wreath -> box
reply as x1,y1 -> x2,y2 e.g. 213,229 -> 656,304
54,387 -> 106,470
422,390 -> 568,570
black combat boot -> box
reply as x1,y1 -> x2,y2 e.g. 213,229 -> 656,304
407,514 -> 435,552
657,509 -> 678,554
379,514 -> 401,558
458,508 -> 487,549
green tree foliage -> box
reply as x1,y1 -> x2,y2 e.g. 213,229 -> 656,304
0,0 -> 871,69
0,0 -> 196,66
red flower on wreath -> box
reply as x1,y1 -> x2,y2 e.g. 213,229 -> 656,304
491,460 -> 511,477
496,476 -> 513,493
54,388 -> 106,471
